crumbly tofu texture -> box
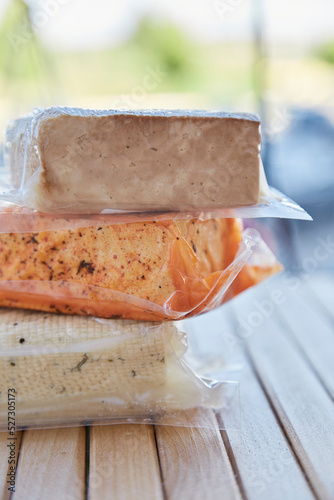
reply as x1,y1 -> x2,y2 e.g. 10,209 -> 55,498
0,309 -> 214,426
0,310 -> 171,403
7,108 -> 261,213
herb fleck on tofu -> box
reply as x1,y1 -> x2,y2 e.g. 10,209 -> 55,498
71,353 -> 88,372
77,260 -> 95,275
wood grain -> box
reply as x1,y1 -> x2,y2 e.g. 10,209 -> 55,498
0,270 -> 333,500
89,424 -> 163,500
12,427 -> 86,500
306,272 -> 334,320
266,277 -> 334,399
186,300 -> 314,500
155,408 -> 241,500
223,358 -> 315,500
0,431 -> 22,500
232,276 -> 334,500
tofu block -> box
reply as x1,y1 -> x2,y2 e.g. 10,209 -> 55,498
6,108 -> 261,213
0,213 -> 244,320
0,309 -> 223,428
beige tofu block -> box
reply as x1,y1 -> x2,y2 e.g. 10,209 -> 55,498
0,308 -> 223,429
6,108 -> 261,213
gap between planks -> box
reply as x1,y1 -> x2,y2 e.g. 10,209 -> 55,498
88,424 -> 164,500
187,301 -> 315,500
11,427 -> 86,500
2,418 -> 242,500
268,279 -> 334,402
154,408 -> 242,500
230,274 -> 334,500
0,431 -> 22,500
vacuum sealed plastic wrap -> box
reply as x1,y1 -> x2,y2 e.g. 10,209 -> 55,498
3,107 -> 261,213
0,211 -> 281,321
0,310 -> 239,430
2,107 -> 311,219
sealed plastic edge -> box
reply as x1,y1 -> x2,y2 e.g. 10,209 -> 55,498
0,189 -> 311,234
0,314 -> 240,431
1,109 -> 310,221
30,106 -> 261,121
0,397 -> 240,431
0,228 -> 280,320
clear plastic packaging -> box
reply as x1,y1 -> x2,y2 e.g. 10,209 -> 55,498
0,211 -> 282,321
1,106 -> 311,220
0,311 -> 240,430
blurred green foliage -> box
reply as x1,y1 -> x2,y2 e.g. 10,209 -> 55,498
0,0 -> 58,106
0,5 -> 253,107
317,40 -> 334,65
55,16 -> 253,103
131,18 -> 195,76
0,0 -> 44,81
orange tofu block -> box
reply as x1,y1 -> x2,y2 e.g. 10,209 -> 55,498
0,212 -> 279,320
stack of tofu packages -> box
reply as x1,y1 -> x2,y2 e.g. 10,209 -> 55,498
0,108 -> 310,430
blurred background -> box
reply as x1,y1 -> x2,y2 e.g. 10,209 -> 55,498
0,0 -> 333,273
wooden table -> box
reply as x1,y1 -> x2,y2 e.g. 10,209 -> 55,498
1,271 -> 334,500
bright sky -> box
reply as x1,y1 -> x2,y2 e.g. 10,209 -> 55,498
1,0 -> 334,51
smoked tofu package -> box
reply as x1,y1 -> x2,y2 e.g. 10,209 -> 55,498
2,107 -> 311,220
0,310 -> 240,430
0,208 -> 282,321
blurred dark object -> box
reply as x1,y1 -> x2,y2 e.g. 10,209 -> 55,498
266,109 -> 334,214
264,108 -> 334,271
